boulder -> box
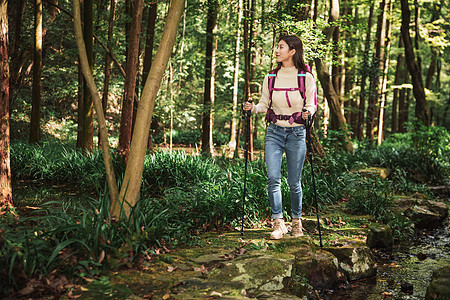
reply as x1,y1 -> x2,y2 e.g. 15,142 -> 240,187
405,205 -> 443,229
425,266 -> 450,300
324,245 -> 377,281
291,247 -> 346,294
366,223 -> 393,248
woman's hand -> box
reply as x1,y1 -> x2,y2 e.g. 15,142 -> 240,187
243,101 -> 253,111
302,109 -> 310,120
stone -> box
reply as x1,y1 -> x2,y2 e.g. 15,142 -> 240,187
292,248 -> 347,293
366,223 -> 393,249
425,266 -> 450,300
324,245 -> 377,281
405,205 -> 443,229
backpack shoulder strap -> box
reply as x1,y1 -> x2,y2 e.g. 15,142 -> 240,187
268,69 -> 278,109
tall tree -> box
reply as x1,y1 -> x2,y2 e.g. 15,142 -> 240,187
356,1 -> 375,140
400,0 -> 430,125
117,0 -> 144,160
228,0 -> 243,158
201,0 -> 219,156
113,0 -> 185,218
377,0 -> 393,145
74,0 -> 119,215
9,0 -> 26,104
99,0 -> 117,147
366,0 -> 387,142
391,37 -> 404,133
29,0 -> 43,144
315,0 -> 354,153
0,0 -> 12,214
80,0 -> 94,151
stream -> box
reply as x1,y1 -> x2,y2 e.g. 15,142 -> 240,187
327,222 -> 450,299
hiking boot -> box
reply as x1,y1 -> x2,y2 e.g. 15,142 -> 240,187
270,219 -> 288,240
292,218 -> 304,237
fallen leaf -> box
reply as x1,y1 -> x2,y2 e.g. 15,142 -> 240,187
210,291 -> 222,297
162,293 -> 171,299
167,266 -> 177,272
98,250 -> 105,264
67,290 -> 82,299
18,285 -> 35,295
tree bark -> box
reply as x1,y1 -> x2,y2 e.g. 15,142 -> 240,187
366,0 -> 387,142
117,0 -> 144,161
201,0 -> 218,156
229,0 -> 243,158
73,0 -> 119,215
0,0 -> 12,214
9,0 -> 26,104
29,0 -> 43,144
115,0 -> 184,218
377,0 -> 393,145
356,1 -> 374,140
400,0 -> 430,125
99,0 -> 117,147
391,37 -> 404,134
315,58 -> 354,153
81,0 -> 94,152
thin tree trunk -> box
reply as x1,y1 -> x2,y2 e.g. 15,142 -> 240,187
142,2 -> 158,151
377,0 -> 393,145
391,37 -> 404,133
400,0 -> 430,125
0,0 -> 12,213
366,0 -> 387,142
201,0 -> 218,156
81,0 -> 94,151
115,0 -> 184,218
73,0 -> 119,215
99,0 -> 117,147
29,0 -> 43,144
117,0 -> 144,161
229,0 -> 242,158
356,1 -> 374,140
9,0 -> 26,104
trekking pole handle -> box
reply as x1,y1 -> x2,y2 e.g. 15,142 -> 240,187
302,109 -> 310,128
244,100 -> 253,118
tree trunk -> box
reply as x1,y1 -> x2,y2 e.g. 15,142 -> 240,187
29,0 -> 43,144
73,0 -> 119,215
201,0 -> 218,156
99,0 -> 117,147
0,0 -> 12,214
377,0 -> 393,145
142,2 -> 158,150
366,0 -> 387,142
114,0 -> 184,218
391,37 -> 404,134
81,0 -> 94,151
356,1 -> 374,140
425,50 -> 436,90
400,0 -> 430,125
9,0 -> 26,104
229,0 -> 243,158
315,58 -> 354,153
117,0 -> 144,161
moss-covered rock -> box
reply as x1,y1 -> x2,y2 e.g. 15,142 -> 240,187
356,167 -> 390,180
425,266 -> 450,300
366,223 -> 393,248
324,244 -> 377,281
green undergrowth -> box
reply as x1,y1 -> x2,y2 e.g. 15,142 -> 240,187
3,124 -> 449,296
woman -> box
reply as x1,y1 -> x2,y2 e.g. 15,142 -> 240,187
243,35 -> 317,239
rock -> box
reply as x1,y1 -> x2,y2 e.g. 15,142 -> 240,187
405,205 -> 443,229
425,266 -> 450,300
400,281 -> 413,293
292,247 -> 347,294
425,200 -> 449,220
324,244 -> 377,281
356,167 -> 390,180
366,223 -> 393,249
208,252 -> 296,294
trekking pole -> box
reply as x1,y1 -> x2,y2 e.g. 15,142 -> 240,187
303,109 -> 323,247
241,100 -> 253,236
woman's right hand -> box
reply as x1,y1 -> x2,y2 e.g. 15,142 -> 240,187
243,101 -> 253,111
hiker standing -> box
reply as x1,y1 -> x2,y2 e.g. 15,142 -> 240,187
243,35 -> 317,239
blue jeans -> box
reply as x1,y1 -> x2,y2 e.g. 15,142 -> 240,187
265,123 -> 307,220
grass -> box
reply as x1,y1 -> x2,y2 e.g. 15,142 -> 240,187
3,123 -> 449,296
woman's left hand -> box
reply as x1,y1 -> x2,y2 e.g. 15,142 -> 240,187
302,110 -> 310,120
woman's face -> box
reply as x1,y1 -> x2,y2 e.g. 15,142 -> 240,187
276,39 -> 295,65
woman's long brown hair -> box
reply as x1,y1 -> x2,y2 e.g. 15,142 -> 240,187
275,35 -> 310,73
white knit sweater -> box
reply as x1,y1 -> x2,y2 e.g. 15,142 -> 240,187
251,65 -> 317,127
